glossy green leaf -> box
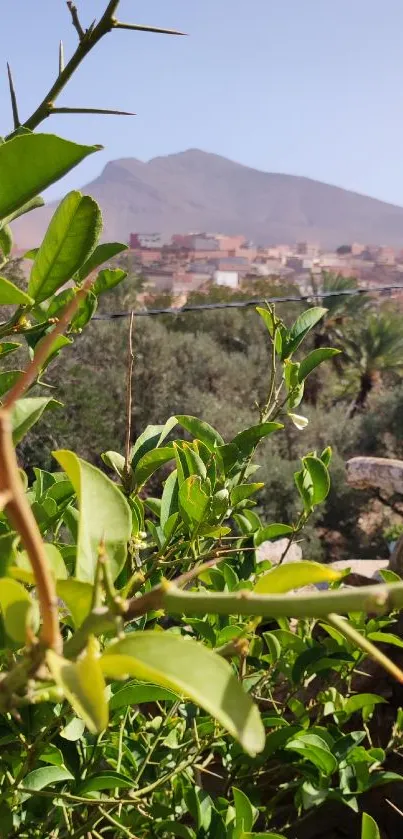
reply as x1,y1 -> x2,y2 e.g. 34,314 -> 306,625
0,370 -> 21,397
79,771 -> 133,793
69,289 -> 97,331
254,561 -> 343,595
76,242 -> 128,281
110,682 -> 179,711
160,470 -> 179,530
11,397 -> 61,444
47,638 -> 108,734
33,333 -> 72,373
175,415 -> 224,449
242,834 -> 286,839
0,225 -> 13,257
60,717 -> 85,741
230,483 -> 264,507
100,632 -> 265,756
233,787 -> 254,836
134,446 -> 175,487
28,191 -> 102,303
285,733 -> 337,775
179,476 -> 209,525
101,450 -> 126,479
302,455 -> 330,506
12,544 -> 67,585
92,268 -> 127,296
298,348 -> 341,381
0,342 -> 20,358
254,523 -> 293,547
262,632 -> 282,664
361,813 -> 380,839
3,195 -> 44,226
21,765 -> 73,793
283,307 -> 327,358
232,423 -> 283,456
343,694 -> 387,718
0,577 -> 34,643
56,578 -> 93,629
131,419 -> 178,471
0,133 -> 100,220
367,631 -> 403,649
53,450 -> 131,583
0,275 -> 33,305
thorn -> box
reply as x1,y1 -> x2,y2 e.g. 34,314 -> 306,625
59,40 -> 65,74
113,21 -> 187,36
50,106 -> 136,116
6,62 -> 20,129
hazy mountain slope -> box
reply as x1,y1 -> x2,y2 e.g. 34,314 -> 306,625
12,148 -> 403,248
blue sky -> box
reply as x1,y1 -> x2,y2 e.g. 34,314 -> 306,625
2,0 -> 403,203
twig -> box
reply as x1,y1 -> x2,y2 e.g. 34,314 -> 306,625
3,276 -> 94,409
67,1 -> 85,40
327,612 -> 403,683
123,311 -> 134,485
6,62 -> 20,128
59,41 -> 65,75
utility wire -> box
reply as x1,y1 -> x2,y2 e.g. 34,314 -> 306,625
92,283 -> 403,320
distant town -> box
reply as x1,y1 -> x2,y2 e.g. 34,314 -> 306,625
127,232 -> 403,303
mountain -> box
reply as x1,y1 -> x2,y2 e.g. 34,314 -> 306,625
11,149 -> 403,249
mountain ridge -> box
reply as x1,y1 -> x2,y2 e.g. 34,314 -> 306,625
11,148 -> 403,249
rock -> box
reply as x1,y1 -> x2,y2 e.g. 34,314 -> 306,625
256,538 -> 302,565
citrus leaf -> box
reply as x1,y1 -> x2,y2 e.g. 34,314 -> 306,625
134,446 -> 175,487
100,632 -> 265,756
302,456 -> 330,506
78,771 -> 133,793
0,577 -> 35,643
47,638 -> 108,734
0,342 -> 21,359
0,133 -> 100,220
232,423 -> 283,456
179,475 -> 209,525
76,242 -> 128,282
28,191 -> 102,303
233,787 -> 254,836
53,450 -> 131,583
0,370 -> 22,397
254,523 -> 293,547
230,483 -> 264,506
11,397 -> 60,444
175,415 -> 224,449
298,348 -> 341,381
56,579 -> 94,628
92,268 -> 127,296
110,682 -> 179,711
0,276 -> 33,305
254,561 -> 343,595
0,225 -> 13,258
283,307 -> 327,358
361,813 -> 380,839
21,766 -> 73,793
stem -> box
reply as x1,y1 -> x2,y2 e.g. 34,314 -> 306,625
3,276 -> 94,409
0,411 -> 62,652
123,311 -> 134,487
327,613 -> 403,683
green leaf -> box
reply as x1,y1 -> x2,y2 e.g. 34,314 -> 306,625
92,268 -> 127,296
367,631 -> 403,649
0,370 -> 21,398
56,579 -> 94,627
33,333 -> 72,374
160,470 -> 179,530
110,682 -> 179,711
233,787 -> 254,836
283,307 -> 327,358
134,446 -> 175,487
0,275 -> 33,305
28,191 -> 102,303
60,717 -> 85,741
47,639 -> 108,734
69,289 -> 97,331
175,415 -> 224,449
254,561 -> 343,595
0,133 -> 100,220
53,450 -> 132,583
131,419 -> 178,471
343,694 -> 387,718
3,195 -> 44,226
78,771 -> 133,793
0,225 -> 13,257
285,733 -> 337,775
302,455 -> 330,506
100,632 -> 265,756
12,544 -> 67,584
76,242 -> 128,281
179,476 -> 209,525
242,834 -> 286,839
101,450 -> 126,479
0,577 -> 35,643
298,348 -> 341,381
254,523 -> 293,547
230,483 -> 264,507
262,632 -> 282,664
361,813 -> 380,839
232,423 -> 283,456
0,342 -> 20,358
10,398 -> 59,445
21,766 -> 73,793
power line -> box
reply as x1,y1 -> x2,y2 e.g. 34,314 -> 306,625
92,283 -> 403,320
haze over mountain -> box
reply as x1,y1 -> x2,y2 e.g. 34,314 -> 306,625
12,149 -> 403,249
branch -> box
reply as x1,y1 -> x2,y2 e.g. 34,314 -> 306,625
123,311 -> 134,484
6,62 -> 20,128
66,1 -> 85,40
2,276 -> 94,409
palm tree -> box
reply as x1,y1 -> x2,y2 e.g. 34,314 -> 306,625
310,271 -> 370,351
343,309 -> 403,416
